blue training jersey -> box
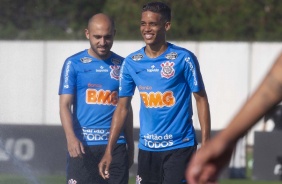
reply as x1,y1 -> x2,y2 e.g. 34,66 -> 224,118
119,42 -> 205,151
59,49 -> 126,146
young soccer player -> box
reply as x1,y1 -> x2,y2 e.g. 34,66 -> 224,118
99,2 -> 211,184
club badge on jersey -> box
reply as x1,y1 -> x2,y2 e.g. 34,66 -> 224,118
109,58 -> 121,80
109,65 -> 120,80
161,61 -> 175,79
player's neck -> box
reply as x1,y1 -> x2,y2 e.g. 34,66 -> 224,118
145,42 -> 168,58
87,48 -> 111,60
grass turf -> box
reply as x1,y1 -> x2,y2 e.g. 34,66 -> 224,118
0,175 -> 281,184
0,147 -> 280,184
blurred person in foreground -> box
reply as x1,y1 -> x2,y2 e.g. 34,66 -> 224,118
99,2 -> 210,184
59,13 -> 133,184
186,52 -> 282,184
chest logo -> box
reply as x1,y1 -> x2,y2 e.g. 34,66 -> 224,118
110,65 -> 120,80
132,53 -> 143,61
165,52 -> 178,60
80,57 -> 92,63
147,65 -> 159,72
161,61 -> 175,79
111,58 -> 121,65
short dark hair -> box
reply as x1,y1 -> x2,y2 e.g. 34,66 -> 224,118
142,2 -> 171,22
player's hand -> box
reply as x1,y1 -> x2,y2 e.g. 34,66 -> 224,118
98,152 -> 112,179
66,136 -> 85,158
186,137 -> 234,184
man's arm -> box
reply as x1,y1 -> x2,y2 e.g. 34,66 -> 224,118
186,53 -> 282,184
218,53 -> 282,146
193,89 -> 211,145
124,104 -> 134,168
99,96 -> 132,179
59,94 -> 85,157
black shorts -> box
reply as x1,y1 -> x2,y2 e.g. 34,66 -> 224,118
137,146 -> 197,184
67,143 -> 129,184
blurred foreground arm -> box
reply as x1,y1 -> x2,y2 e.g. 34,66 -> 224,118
186,53 -> 282,184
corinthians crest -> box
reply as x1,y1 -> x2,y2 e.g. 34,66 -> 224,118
160,61 -> 175,79
110,65 -> 120,80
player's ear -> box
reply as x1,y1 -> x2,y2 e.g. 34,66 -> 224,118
85,29 -> 90,39
165,21 -> 171,31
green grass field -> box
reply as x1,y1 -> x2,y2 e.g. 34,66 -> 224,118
1,147 -> 280,184
0,175 -> 281,184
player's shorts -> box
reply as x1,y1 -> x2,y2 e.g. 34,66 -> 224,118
136,146 -> 197,184
66,143 -> 129,184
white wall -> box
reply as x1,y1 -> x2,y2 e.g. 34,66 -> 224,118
193,42 -> 250,130
0,41 -> 45,124
0,41 -> 281,144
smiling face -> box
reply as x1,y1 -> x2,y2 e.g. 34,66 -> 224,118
85,14 -> 115,60
140,11 -> 171,48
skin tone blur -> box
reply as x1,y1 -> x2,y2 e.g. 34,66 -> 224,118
186,52 -> 282,184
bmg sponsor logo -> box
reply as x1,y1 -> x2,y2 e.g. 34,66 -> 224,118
86,89 -> 118,105
140,91 -> 175,108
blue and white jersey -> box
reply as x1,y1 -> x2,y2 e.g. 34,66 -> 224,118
119,43 -> 205,151
59,49 -> 126,146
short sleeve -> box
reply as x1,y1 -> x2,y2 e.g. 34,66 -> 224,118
58,60 -> 76,95
119,60 -> 136,97
183,53 -> 205,92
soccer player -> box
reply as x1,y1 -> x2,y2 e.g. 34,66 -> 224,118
59,13 -> 134,184
98,2 -> 211,184
186,52 -> 282,184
